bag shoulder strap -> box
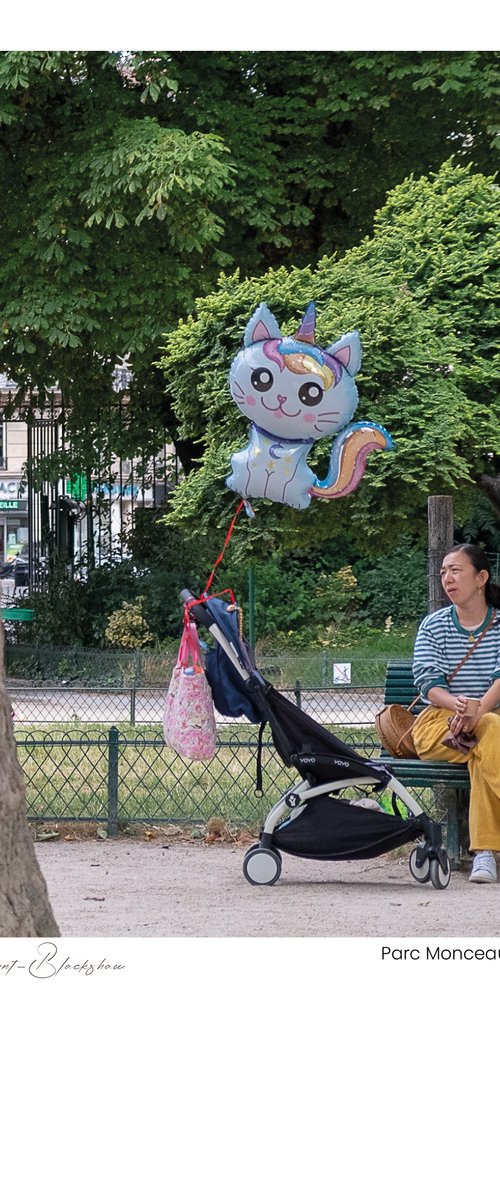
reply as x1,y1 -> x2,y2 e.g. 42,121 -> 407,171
447,608 -> 496,684
177,621 -> 204,672
255,720 -> 266,794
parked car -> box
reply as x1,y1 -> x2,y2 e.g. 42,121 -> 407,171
0,557 -> 15,578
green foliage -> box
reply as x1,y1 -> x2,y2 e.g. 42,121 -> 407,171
125,506 -> 218,639
26,563 -> 94,647
0,50 -> 233,475
1,51 -> 500,478
105,598 -> 155,649
23,560 -> 141,646
152,51 -> 500,264
19,508 -> 218,648
161,161 -> 500,555
454,493 -> 500,551
218,549 -> 360,644
356,538 -> 428,624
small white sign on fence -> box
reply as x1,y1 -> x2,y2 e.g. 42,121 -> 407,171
333,662 -> 351,685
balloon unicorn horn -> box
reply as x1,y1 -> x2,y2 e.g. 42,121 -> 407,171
293,300 -> 317,345
226,302 -> 393,511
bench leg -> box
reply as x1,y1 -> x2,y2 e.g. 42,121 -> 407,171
442,787 -> 470,870
457,789 -> 470,865
443,787 -> 461,870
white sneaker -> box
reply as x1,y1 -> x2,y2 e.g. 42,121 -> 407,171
469,851 -> 497,884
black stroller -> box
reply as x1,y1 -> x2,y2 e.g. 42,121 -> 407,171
181,590 -> 451,890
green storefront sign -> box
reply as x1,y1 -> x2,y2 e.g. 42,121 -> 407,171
0,500 -> 28,511
66,475 -> 88,501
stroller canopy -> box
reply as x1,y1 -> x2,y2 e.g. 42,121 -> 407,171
196,594 -> 390,789
203,597 -> 264,723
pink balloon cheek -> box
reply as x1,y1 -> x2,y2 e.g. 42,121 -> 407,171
245,394 -> 257,407
303,413 -> 316,425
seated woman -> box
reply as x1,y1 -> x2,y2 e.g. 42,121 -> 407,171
412,544 -> 500,883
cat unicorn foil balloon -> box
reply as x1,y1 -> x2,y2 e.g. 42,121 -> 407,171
226,302 -> 393,510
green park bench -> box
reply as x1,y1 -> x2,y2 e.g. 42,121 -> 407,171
380,660 -> 470,868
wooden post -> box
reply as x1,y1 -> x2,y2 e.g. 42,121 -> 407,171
427,495 -> 454,613
248,565 -> 255,650
427,497 -> 468,867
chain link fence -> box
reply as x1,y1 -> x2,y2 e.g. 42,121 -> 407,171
9,680 -> 386,727
5,643 -> 393,688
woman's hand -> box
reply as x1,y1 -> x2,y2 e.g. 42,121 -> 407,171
453,694 -> 469,718
449,696 -> 481,734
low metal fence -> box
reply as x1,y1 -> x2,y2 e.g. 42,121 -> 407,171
20,725 -> 447,833
5,643 -> 395,689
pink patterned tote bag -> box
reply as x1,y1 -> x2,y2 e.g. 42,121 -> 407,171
163,621 -> 217,760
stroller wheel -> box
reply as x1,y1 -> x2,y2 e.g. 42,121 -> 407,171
243,846 -> 282,886
409,846 -> 431,884
429,855 -> 451,890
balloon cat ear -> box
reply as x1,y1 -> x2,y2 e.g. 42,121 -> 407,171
325,331 -> 362,377
243,303 -> 283,347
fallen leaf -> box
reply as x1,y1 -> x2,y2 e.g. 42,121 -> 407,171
236,830 -> 256,846
207,817 -> 226,835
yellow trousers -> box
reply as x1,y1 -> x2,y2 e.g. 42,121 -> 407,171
412,707 -> 500,852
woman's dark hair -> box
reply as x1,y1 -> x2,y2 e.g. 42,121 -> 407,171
446,543 -> 500,607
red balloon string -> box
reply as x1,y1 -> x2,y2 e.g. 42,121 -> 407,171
183,499 -> 245,621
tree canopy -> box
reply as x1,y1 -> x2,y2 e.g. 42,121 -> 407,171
160,162 -> 500,558
159,50 -> 500,265
0,51 -> 233,472
1,51 -> 499,478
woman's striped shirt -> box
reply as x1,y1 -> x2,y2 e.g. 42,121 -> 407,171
413,605 -> 500,700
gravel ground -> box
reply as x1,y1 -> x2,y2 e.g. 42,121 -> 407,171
35,839 -> 500,938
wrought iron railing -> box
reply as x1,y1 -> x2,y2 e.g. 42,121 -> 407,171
20,726 -> 446,833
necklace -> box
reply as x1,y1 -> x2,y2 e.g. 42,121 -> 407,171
454,606 -> 490,643
462,619 -> 488,643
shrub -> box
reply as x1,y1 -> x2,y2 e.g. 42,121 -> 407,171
105,598 -> 155,649
356,538 -> 427,623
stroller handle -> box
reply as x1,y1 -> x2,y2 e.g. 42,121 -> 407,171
179,588 -> 214,631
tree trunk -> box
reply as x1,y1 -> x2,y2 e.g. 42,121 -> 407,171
477,472 -> 500,518
428,495 -> 454,613
0,623 -> 59,937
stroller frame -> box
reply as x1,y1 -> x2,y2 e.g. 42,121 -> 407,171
181,590 -> 451,890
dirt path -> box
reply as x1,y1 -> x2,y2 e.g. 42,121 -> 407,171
34,840 -> 500,938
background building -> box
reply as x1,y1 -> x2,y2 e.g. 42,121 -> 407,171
0,405 -> 29,563
0,373 -> 175,585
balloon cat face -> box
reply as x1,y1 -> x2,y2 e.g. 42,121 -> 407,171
226,301 -> 392,510
229,302 -> 362,443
